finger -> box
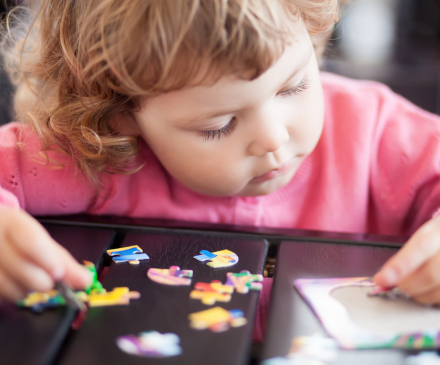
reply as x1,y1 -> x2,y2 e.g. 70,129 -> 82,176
411,286 -> 440,306
2,209 -> 66,280
0,238 -> 54,293
397,253 -> 440,296
0,266 -> 26,302
54,245 -> 92,290
374,216 -> 440,287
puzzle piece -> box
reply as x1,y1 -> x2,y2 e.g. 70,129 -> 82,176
190,280 -> 233,305
86,287 -> 141,307
188,306 -> 247,332
391,331 -> 440,349
18,261 -> 102,313
21,287 -> 141,310
225,270 -> 263,294
83,260 -> 105,294
107,245 -> 150,265
368,285 -> 410,300
147,266 -> 192,286
116,331 -> 182,358
18,290 -> 66,313
193,249 -> 239,268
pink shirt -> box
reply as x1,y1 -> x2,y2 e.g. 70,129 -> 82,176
2,72 -> 440,237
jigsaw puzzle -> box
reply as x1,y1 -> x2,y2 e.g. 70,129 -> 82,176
188,306 -> 247,332
368,285 -> 410,300
295,277 -> 440,349
147,266 -> 193,286
83,260 -> 105,294
18,290 -> 66,313
193,249 -> 238,268
116,331 -> 182,358
225,270 -> 263,294
19,261 -> 102,312
107,245 -> 150,265
86,287 -> 141,307
190,280 -> 233,305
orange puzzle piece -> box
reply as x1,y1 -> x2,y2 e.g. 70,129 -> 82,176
190,280 -> 233,305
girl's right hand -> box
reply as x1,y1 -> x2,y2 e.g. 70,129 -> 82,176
0,207 -> 92,302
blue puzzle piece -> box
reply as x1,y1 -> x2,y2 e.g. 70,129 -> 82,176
193,250 -> 217,262
107,245 -> 150,264
112,253 -> 150,263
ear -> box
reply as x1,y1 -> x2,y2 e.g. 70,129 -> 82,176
109,112 -> 142,135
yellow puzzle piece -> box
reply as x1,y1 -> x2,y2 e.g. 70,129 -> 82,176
208,250 -> 238,268
188,306 -> 247,332
193,249 -> 239,268
87,287 -> 141,307
21,290 -> 59,307
190,291 -> 231,305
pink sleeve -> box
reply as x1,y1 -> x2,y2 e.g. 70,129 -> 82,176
0,123 -> 96,215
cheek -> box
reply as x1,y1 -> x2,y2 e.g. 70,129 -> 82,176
147,133 -> 247,189
301,85 -> 325,148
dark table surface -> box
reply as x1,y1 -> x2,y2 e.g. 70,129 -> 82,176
0,214 -> 414,365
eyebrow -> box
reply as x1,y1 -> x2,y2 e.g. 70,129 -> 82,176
175,46 -> 314,126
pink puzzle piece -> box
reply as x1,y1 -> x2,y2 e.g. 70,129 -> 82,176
147,266 -> 193,286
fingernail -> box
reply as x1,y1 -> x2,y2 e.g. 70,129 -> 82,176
52,267 -> 65,281
381,267 -> 399,286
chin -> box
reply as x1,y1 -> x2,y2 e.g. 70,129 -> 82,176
239,179 -> 290,197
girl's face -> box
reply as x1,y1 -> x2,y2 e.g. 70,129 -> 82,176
131,23 -> 324,197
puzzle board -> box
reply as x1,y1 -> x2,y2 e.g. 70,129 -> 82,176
59,231 -> 267,365
295,277 -> 440,349
261,240 -> 413,364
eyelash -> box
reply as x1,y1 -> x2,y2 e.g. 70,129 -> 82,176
278,76 -> 310,97
198,117 -> 237,141
198,76 -> 310,141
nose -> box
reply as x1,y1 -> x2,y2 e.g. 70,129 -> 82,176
247,106 -> 290,157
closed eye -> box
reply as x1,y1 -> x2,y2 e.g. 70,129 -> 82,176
197,117 -> 237,141
278,76 -> 310,98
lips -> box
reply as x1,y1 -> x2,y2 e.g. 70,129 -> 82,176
252,159 -> 294,183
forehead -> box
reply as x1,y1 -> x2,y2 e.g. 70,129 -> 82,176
140,26 -> 313,121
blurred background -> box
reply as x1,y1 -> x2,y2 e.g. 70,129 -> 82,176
0,0 -> 440,125
325,0 -> 440,115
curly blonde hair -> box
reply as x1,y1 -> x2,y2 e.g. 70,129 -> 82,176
1,0 -> 341,187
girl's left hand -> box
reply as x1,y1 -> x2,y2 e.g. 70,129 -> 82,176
374,214 -> 440,305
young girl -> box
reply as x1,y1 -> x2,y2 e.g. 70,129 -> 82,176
1,0 -> 440,317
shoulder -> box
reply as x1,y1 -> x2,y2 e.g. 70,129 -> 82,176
0,122 -> 47,155
320,72 -> 440,134
320,71 -> 409,115
0,122 -> 96,214
320,72 -> 393,98
0,122 -> 24,146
